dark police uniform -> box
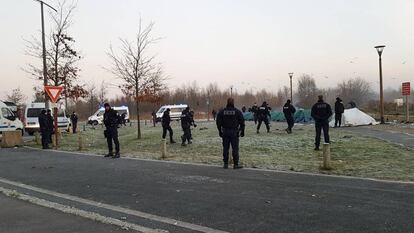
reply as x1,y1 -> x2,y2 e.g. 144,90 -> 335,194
216,106 -> 245,169
180,108 -> 192,146
334,98 -> 345,127
103,108 -> 120,157
283,102 -> 296,133
161,109 -> 175,143
311,99 -> 333,150
70,112 -> 78,133
38,110 -> 49,149
257,102 -> 271,133
46,110 -> 54,144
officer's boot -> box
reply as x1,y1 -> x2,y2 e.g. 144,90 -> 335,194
181,135 -> 186,146
233,164 -> 243,169
105,152 -> 113,158
256,129 -> 259,134
170,138 -> 176,144
113,152 -> 120,159
223,163 -> 228,169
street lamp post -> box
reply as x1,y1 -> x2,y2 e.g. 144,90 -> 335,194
375,45 -> 386,124
230,86 -> 233,97
34,0 -> 57,109
288,73 -> 294,102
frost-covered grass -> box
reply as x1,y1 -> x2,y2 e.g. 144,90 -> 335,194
27,121 -> 414,181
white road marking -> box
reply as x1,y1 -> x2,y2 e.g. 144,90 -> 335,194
0,177 -> 229,233
0,186 -> 165,233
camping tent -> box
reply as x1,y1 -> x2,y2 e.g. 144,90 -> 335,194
329,108 -> 377,127
243,109 -> 313,123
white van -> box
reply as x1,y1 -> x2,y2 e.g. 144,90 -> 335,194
24,102 -> 71,135
155,104 -> 188,122
87,106 -> 130,125
0,101 -> 24,135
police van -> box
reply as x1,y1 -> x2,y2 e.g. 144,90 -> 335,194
0,101 -> 24,135
24,102 -> 71,135
87,106 -> 130,125
155,104 -> 188,122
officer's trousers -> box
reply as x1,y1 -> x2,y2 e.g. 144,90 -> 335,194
334,114 -> 342,127
41,130 -> 50,149
181,125 -> 191,143
315,121 -> 330,148
162,126 -> 174,141
285,114 -> 295,131
106,127 -> 120,153
257,117 -> 270,132
222,129 -> 240,165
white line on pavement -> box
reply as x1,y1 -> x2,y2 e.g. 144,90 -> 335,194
0,177 -> 229,233
0,186 -> 165,233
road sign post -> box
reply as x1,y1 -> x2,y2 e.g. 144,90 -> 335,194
402,82 -> 411,122
45,86 -> 63,148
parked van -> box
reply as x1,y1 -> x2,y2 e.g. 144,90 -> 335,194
24,102 -> 70,135
0,101 -> 24,135
87,106 -> 130,125
155,104 -> 188,122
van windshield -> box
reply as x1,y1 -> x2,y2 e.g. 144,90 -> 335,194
27,108 -> 43,118
157,108 -> 165,114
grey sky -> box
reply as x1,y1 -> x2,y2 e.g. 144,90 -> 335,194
1,0 -> 413,101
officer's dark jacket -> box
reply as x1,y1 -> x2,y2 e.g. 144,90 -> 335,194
103,109 -> 119,128
70,114 -> 78,123
46,114 -> 54,132
257,105 -> 271,118
161,111 -> 171,127
311,100 -> 333,122
251,105 -> 258,114
38,114 -> 47,132
180,109 -> 191,127
216,107 -> 245,132
283,103 -> 296,117
335,101 -> 345,114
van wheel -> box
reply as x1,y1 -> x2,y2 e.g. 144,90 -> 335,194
28,131 -> 34,136
92,120 -> 99,126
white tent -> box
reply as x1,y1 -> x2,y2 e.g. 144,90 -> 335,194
330,108 -> 378,127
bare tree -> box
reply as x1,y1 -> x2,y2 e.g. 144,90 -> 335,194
297,74 -> 319,108
5,87 -> 27,106
98,81 -> 108,105
337,78 -> 374,107
24,0 -> 84,109
107,18 -> 164,139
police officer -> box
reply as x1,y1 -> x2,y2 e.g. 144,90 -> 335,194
256,101 -> 271,134
70,111 -> 78,133
103,103 -> 120,158
334,97 -> 345,128
216,98 -> 245,169
161,108 -> 176,143
180,107 -> 192,146
311,95 -> 333,151
38,109 -> 49,149
251,103 -> 259,124
283,99 -> 296,134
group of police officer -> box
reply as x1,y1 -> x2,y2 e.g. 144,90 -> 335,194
101,95 -> 342,168
38,109 -> 54,149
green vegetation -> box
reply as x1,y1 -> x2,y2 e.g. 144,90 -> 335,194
27,122 -> 414,181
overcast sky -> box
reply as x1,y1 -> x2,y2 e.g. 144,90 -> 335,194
1,0 -> 413,101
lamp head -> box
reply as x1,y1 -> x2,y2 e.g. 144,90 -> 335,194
375,45 -> 386,56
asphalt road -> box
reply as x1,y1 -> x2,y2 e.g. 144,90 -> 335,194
0,147 -> 413,233
344,126 -> 414,149
0,194 -> 132,233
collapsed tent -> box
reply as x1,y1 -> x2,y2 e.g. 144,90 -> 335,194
243,109 -> 313,123
329,108 -> 377,127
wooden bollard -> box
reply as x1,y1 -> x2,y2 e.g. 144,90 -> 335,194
161,139 -> 167,159
322,143 -> 331,170
78,132 -> 83,151
34,132 -> 41,145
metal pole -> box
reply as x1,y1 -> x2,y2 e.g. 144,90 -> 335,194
40,2 -> 49,109
290,77 -> 293,102
379,56 -> 385,124
407,95 -> 410,122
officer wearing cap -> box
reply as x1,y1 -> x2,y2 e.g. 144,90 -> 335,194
311,95 -> 333,150
283,99 -> 296,134
334,97 -> 345,127
216,98 -> 245,169
180,107 -> 192,146
103,103 -> 120,158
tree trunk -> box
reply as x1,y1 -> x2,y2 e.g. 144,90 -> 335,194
136,99 -> 141,139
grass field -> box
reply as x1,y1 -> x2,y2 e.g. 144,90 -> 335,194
27,121 -> 414,181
